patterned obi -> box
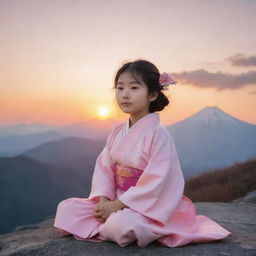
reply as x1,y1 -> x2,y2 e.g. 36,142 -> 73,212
114,164 -> 143,192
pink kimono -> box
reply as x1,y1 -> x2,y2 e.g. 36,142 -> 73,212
53,113 -> 231,247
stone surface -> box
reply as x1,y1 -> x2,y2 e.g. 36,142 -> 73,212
233,190 -> 256,204
0,202 -> 256,256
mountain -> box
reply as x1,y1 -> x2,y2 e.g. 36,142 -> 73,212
167,106 -> 256,178
56,118 -> 122,139
21,137 -> 105,167
184,157 -> 256,202
0,155 -> 94,234
0,130 -> 64,157
0,123 -> 60,137
0,118 -> 121,157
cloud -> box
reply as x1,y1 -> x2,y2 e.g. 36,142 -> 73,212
172,69 -> 256,91
227,53 -> 256,67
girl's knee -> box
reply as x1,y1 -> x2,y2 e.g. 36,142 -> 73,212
58,197 -> 94,207
57,197 -> 77,206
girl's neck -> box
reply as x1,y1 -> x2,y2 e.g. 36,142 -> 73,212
129,111 -> 150,128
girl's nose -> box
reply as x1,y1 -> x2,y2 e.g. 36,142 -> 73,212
122,89 -> 130,98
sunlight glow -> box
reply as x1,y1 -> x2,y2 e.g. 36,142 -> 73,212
98,106 -> 109,117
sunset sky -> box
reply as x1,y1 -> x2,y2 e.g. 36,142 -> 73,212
0,0 -> 256,126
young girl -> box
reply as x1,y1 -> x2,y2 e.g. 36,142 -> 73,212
53,59 -> 231,248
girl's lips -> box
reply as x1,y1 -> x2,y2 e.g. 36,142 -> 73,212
122,103 -> 132,105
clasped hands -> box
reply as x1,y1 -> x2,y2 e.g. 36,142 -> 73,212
92,196 -> 126,223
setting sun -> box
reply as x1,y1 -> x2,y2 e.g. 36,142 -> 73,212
98,106 -> 109,118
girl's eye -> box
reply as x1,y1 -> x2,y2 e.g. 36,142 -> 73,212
116,86 -> 138,90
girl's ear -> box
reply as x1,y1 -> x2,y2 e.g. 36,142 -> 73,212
149,91 -> 158,102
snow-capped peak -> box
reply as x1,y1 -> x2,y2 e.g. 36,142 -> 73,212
186,106 -> 243,126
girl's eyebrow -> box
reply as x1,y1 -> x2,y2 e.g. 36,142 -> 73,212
117,81 -> 141,85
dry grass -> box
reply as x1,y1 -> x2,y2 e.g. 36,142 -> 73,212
184,157 -> 256,202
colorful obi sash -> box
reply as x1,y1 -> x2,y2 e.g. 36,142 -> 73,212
114,164 -> 143,192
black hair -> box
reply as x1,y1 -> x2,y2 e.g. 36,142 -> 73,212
113,59 -> 169,113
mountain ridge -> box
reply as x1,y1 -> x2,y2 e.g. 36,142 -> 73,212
167,106 -> 256,177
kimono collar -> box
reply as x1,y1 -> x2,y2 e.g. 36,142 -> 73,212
125,113 -> 160,134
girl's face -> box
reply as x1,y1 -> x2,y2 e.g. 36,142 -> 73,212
115,71 -> 158,117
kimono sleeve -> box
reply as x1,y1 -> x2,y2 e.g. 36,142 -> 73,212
118,126 -> 185,225
88,126 -> 118,202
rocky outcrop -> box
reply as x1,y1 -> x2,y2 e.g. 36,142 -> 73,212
233,190 -> 256,204
0,202 -> 255,256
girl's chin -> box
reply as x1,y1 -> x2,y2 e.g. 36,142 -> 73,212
120,107 -> 133,113
122,110 -> 132,114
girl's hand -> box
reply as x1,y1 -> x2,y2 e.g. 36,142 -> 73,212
99,196 -> 110,203
93,200 -> 126,223
93,196 -> 110,223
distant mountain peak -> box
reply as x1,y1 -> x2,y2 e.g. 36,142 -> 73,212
186,106 -> 246,126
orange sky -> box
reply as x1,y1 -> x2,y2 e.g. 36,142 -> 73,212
1,0 -> 256,126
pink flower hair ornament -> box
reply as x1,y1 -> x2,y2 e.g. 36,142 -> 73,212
159,72 -> 177,90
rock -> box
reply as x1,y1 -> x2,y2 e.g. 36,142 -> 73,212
0,202 -> 255,256
233,190 -> 256,204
